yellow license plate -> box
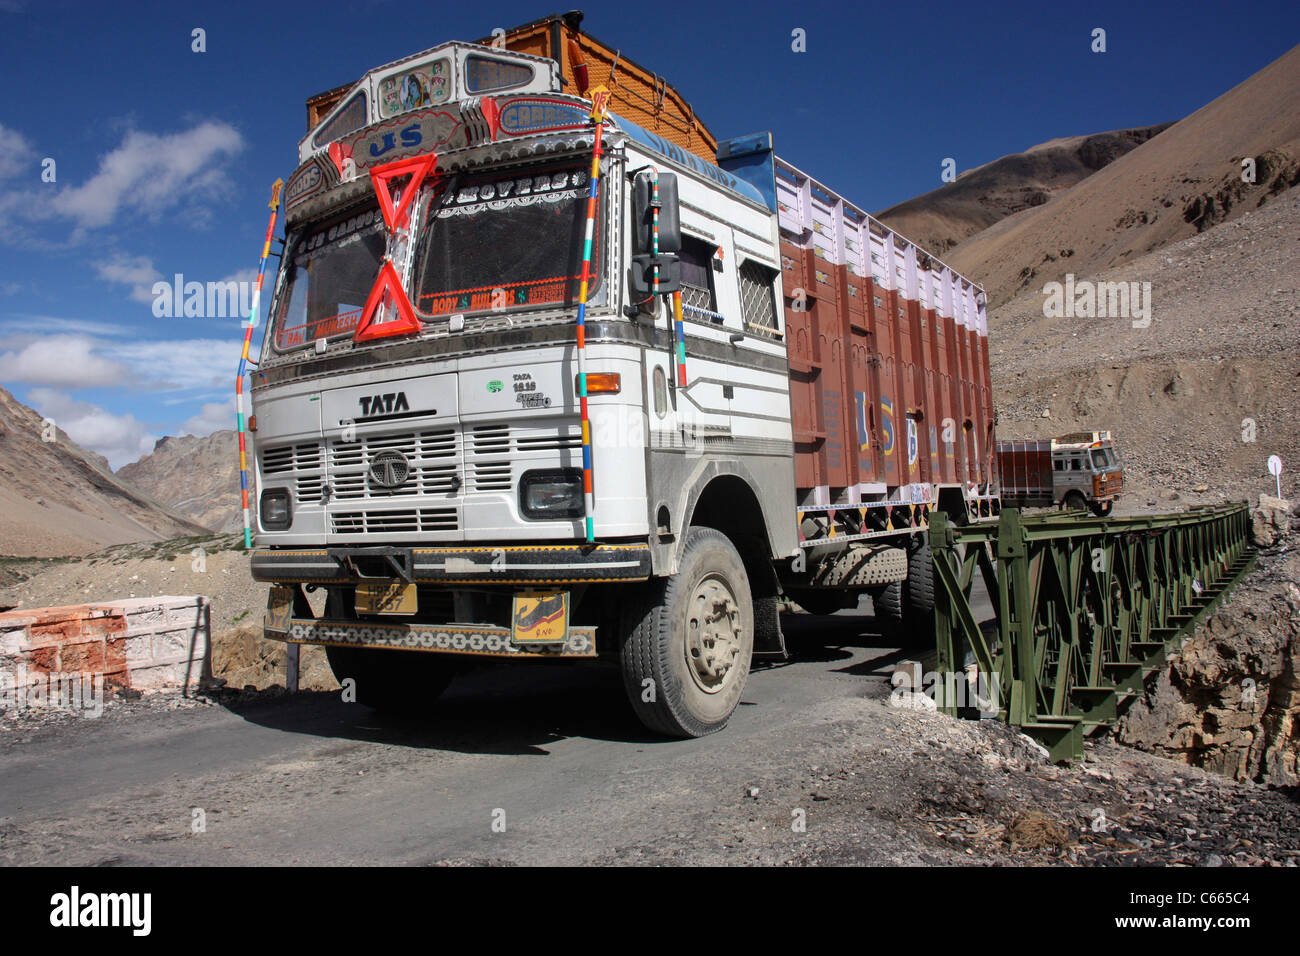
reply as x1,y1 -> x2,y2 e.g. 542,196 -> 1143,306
511,591 -> 569,645
356,580 -> 418,615
265,585 -> 294,634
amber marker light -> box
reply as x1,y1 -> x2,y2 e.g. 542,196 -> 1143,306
580,372 -> 622,394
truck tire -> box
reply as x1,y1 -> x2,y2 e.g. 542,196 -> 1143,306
325,645 -> 458,715
619,526 -> 754,738
1061,491 -> 1087,512
874,581 -> 903,627
905,537 -> 935,614
873,577 -> 933,649
1091,499 -> 1113,517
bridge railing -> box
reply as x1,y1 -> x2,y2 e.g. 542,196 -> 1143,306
927,503 -> 1256,761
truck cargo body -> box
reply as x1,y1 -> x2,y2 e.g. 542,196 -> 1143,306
249,15 -> 998,737
769,157 -> 996,534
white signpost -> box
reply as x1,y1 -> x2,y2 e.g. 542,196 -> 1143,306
1267,455 -> 1283,498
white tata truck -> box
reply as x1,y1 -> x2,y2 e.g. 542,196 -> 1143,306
250,17 -> 997,737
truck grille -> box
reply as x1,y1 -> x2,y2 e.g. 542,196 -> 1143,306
468,423 -> 582,492
259,441 -> 324,503
258,420 -> 582,537
330,428 -> 457,499
331,508 -> 458,534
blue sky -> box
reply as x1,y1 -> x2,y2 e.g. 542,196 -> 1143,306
0,0 -> 1295,467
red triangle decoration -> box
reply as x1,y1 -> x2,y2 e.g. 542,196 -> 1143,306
368,153 -> 437,231
353,261 -> 422,343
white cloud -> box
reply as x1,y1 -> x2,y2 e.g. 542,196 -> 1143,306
26,387 -> 156,468
182,399 -> 234,437
0,334 -> 131,387
93,253 -> 162,304
0,122 -> 243,240
0,331 -> 246,393
48,122 -> 243,231
104,337 -> 244,392
0,123 -> 37,180
0,315 -> 130,337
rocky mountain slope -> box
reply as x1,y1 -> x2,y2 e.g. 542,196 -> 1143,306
116,431 -> 246,533
875,124 -> 1171,257
947,42 -> 1300,306
0,387 -> 209,557
987,182 -> 1300,509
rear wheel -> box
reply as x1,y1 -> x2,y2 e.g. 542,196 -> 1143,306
873,535 -> 935,648
905,537 -> 935,614
325,644 -> 459,715
872,580 -> 905,641
619,527 -> 754,738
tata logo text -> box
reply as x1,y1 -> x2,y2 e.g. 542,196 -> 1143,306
358,392 -> 410,417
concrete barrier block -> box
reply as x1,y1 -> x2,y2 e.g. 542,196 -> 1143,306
0,627 -> 28,655
124,634 -> 154,665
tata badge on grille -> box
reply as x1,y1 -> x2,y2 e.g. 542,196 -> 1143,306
368,450 -> 410,489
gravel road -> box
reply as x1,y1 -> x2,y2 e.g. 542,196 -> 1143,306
2,601 -> 1297,867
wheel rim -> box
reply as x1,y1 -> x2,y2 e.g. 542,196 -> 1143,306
683,572 -> 743,694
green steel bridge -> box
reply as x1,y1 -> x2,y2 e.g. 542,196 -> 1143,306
926,502 -> 1256,762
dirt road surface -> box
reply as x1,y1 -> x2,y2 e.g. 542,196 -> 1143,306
3,600 -> 1298,867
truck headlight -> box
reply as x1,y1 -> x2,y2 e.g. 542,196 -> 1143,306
519,469 -> 584,519
260,488 -> 293,530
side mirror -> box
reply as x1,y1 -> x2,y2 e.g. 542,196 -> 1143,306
630,253 -> 681,295
633,171 -> 680,254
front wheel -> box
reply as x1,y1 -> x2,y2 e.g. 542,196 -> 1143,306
619,527 -> 754,738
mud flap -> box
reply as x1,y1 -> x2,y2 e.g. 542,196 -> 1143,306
752,593 -> 788,661
742,539 -> 787,661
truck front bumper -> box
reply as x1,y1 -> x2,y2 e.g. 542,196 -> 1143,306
250,542 -> 653,586
278,617 -> 598,659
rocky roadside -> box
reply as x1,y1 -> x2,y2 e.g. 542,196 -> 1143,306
1117,498 -> 1300,786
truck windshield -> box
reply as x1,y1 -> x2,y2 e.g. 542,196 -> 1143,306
272,207 -> 386,350
412,162 -> 599,318
1091,448 -> 1114,469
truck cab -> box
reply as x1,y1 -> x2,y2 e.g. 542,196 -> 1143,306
1051,432 -> 1124,515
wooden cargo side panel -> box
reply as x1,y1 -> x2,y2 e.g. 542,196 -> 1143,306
868,282 -> 902,488
997,440 -> 1052,500
493,20 -> 719,164
781,239 -> 821,490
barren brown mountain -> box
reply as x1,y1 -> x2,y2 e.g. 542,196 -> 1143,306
946,42 -> 1300,306
988,182 -> 1300,508
0,386 -> 208,557
117,431 -> 246,533
875,123 -> 1171,256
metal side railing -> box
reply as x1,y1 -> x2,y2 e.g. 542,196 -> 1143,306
927,503 -> 1256,762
